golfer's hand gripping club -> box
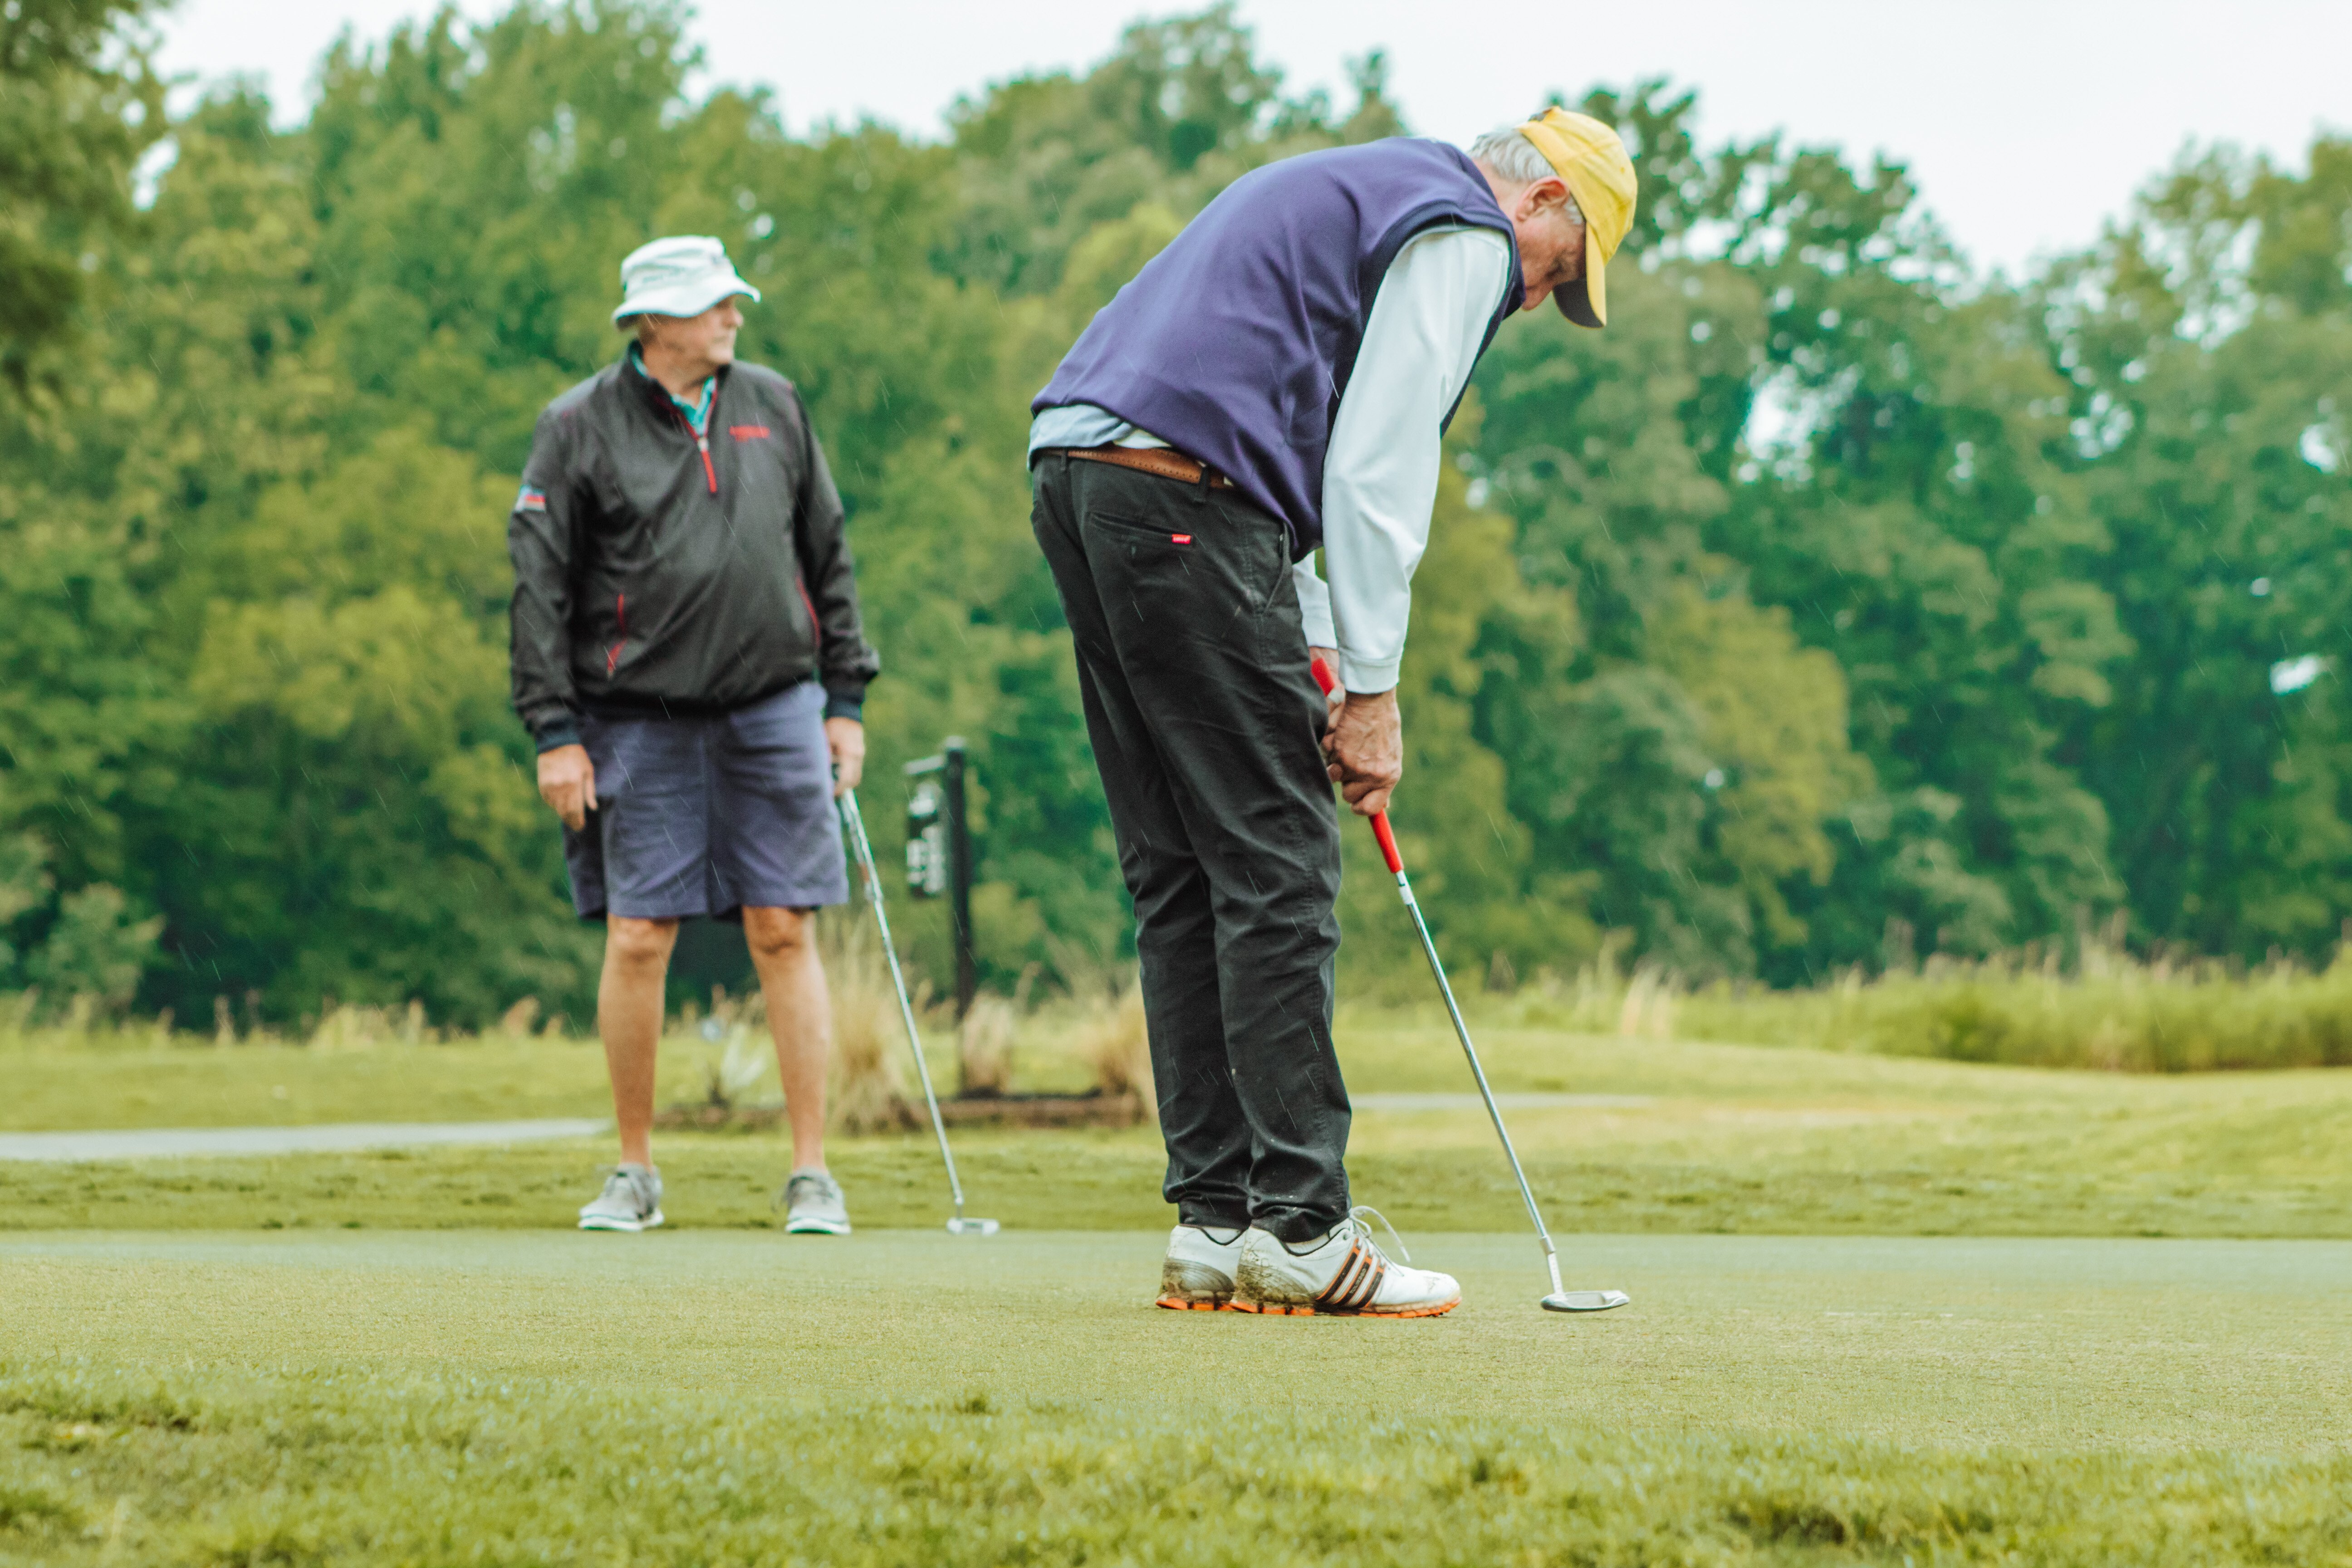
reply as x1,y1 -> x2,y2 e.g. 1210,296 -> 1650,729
1308,657 -> 1627,1314
1309,660 -> 1404,880
1319,672 -> 1403,820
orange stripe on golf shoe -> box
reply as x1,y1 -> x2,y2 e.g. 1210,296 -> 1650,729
1315,1240 -> 1387,1312
1313,1241 -> 1358,1308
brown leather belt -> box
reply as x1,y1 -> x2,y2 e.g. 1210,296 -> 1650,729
1048,444 -> 1236,490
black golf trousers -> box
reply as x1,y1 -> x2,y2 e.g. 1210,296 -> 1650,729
1032,451 -> 1349,1242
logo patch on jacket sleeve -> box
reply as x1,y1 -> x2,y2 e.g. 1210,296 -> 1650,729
516,485 -> 548,512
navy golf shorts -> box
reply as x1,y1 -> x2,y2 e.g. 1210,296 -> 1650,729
563,681 -> 849,923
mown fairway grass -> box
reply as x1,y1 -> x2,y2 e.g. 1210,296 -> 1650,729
8,1019 -> 2351,1237
5,1230 -> 2351,1565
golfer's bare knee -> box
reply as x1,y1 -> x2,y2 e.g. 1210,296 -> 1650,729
743,906 -> 814,964
605,916 -> 678,970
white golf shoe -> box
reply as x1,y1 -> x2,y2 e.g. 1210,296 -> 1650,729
578,1163 -> 664,1232
1230,1208 -> 1460,1317
1155,1223 -> 1245,1311
781,1168 -> 852,1235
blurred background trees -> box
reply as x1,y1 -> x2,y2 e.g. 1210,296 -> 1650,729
0,0 -> 2346,1023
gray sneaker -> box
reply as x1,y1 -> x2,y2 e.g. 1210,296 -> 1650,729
781,1167 -> 851,1235
578,1163 -> 664,1232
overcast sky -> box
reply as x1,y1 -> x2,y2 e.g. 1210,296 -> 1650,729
154,0 -> 2347,280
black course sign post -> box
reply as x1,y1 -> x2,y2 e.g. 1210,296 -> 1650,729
902,738 -> 977,1019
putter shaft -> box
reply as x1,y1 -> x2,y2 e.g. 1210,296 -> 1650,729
1311,657 -> 1617,1311
839,790 -> 971,1224
1390,861 -> 1563,1280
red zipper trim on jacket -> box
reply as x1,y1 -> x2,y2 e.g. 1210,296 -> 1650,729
796,576 -> 823,652
608,592 -> 627,675
672,408 -> 717,494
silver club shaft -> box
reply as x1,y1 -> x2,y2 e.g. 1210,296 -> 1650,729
839,789 -> 970,1223
1392,868 -> 1564,1283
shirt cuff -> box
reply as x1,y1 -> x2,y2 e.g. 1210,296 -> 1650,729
822,688 -> 865,723
1337,655 -> 1400,695
533,718 -> 583,753
1299,598 -> 1338,651
1293,562 -> 1337,649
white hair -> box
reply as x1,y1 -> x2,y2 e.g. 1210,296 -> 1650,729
1468,126 -> 1584,224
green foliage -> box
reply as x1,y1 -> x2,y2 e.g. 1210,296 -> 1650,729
20,883 -> 159,1014
1468,259 -> 1869,977
1,1 -> 2347,1023
0,0 -> 167,399
2045,142 -> 2352,960
0,836 -> 51,972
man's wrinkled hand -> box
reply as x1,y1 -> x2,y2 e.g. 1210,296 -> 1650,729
1323,688 -> 1402,818
537,743 -> 597,832
826,717 -> 866,799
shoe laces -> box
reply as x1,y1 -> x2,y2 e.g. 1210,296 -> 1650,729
774,1170 -> 839,1211
593,1165 -> 654,1206
1344,1205 -> 1411,1265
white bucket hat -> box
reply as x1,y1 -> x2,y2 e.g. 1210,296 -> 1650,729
611,235 -> 761,324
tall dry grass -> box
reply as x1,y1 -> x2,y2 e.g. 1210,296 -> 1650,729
956,997 -> 1017,1098
1504,930 -> 2352,1073
816,914 -> 919,1132
22,918 -> 2352,1082
1068,970 -> 1154,1122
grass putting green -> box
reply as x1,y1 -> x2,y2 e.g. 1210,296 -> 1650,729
10,1023 -> 2351,1562
3,1230 -> 2347,1564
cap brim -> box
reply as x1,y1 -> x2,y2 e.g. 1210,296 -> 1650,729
612,274 -> 762,324
1555,226 -> 1606,327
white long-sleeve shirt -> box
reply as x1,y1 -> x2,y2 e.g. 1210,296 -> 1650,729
1293,225 -> 1510,691
1029,224 -> 1513,694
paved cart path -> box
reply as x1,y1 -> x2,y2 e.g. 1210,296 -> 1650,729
0,1118 -> 608,1161
0,1097 -> 1648,1161
1353,1092 -> 1654,1111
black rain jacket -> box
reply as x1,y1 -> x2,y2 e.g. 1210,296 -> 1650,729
507,352 -> 879,752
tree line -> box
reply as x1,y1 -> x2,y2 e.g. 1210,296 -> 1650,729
2,0 -> 2347,1024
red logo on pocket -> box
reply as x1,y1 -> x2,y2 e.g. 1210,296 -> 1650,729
1171,534 -> 1193,544
729,425 -> 771,441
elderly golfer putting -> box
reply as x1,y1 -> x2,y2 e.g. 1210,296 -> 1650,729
510,235 -> 879,1236
1030,111 -> 1636,1315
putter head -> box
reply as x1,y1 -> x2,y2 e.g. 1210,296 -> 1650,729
945,1217 -> 1000,1236
1541,1289 -> 1630,1313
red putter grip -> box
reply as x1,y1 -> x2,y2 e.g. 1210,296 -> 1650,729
1308,657 -> 1406,876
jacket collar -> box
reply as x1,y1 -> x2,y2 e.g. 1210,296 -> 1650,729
622,342 -> 728,423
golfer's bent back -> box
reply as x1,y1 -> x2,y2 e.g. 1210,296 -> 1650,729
510,236 -> 880,1237
1030,112 -> 1635,1316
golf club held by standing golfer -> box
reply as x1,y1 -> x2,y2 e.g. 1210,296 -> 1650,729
838,788 -> 998,1236
1313,657 -> 1626,1314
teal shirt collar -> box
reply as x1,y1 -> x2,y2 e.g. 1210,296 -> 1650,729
629,343 -> 715,436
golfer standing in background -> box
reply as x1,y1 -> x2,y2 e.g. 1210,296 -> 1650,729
510,236 -> 879,1236
1029,111 -> 1636,1315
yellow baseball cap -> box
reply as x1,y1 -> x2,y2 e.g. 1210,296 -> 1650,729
1518,108 -> 1637,327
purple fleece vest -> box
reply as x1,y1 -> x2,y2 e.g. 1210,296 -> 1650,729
1032,138 -> 1524,558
